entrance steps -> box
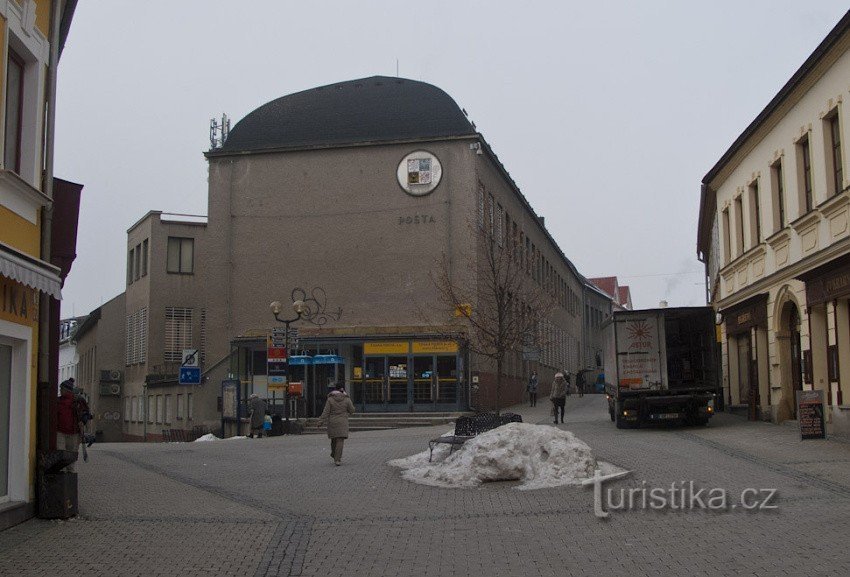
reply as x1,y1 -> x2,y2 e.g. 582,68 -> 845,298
302,412 -> 469,433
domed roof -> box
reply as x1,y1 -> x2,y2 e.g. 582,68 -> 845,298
219,76 -> 476,153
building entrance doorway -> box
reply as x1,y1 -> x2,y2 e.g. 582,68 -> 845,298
361,353 -> 459,411
737,334 -> 759,420
789,306 -> 803,418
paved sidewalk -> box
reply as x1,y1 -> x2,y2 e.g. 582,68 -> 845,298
1,395 -> 849,576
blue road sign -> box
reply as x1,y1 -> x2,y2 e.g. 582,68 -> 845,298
179,367 -> 201,385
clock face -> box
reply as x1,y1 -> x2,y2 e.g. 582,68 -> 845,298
397,150 -> 442,196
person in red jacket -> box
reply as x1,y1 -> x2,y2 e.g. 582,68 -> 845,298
57,378 -> 88,472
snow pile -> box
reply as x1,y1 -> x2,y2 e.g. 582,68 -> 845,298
193,433 -> 249,442
389,423 -> 608,490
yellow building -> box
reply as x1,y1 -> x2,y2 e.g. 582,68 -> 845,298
0,0 -> 76,530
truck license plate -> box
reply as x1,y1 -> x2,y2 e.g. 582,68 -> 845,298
651,413 -> 680,420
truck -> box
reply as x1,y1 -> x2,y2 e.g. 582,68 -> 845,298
603,306 -> 720,429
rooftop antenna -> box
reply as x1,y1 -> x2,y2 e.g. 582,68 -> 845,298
209,113 -> 231,150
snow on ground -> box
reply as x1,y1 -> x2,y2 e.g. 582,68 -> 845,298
388,422 -> 623,490
192,434 -> 248,442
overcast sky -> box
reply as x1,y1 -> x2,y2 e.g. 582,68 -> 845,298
54,1 -> 850,317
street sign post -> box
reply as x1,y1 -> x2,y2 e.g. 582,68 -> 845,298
179,348 -> 201,384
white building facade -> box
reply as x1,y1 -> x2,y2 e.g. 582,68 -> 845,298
698,11 -> 850,432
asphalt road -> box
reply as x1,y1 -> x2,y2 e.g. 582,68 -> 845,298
2,395 -> 849,576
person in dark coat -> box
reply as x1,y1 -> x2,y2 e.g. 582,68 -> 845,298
57,378 -> 89,471
318,382 -> 355,466
527,371 -> 539,407
549,372 -> 567,424
248,394 -> 267,438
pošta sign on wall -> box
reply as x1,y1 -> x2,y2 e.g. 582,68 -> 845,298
797,390 -> 826,440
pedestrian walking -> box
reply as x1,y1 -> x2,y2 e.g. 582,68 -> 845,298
319,382 -> 355,466
527,371 -> 539,407
248,393 -> 267,438
550,372 -> 567,424
576,371 -> 585,398
57,378 -> 90,471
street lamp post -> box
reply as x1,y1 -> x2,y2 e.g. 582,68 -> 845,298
270,299 -> 306,428
269,287 -> 342,433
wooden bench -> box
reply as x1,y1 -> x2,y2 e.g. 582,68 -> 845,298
428,412 -> 523,461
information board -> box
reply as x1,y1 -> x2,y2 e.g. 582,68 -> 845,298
797,389 -> 826,440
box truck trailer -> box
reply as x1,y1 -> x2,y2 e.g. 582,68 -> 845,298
603,306 -> 720,429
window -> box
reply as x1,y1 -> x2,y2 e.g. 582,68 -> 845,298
165,395 -> 172,425
826,113 -> 843,197
127,248 -> 134,285
167,237 -> 194,274
131,396 -> 138,422
496,204 -> 504,246
4,49 -> 24,173
798,135 -> 813,213
125,307 -> 148,365
148,396 -> 155,424
125,397 -> 131,422
734,196 -> 744,257
488,194 -> 495,236
177,394 -> 185,420
187,393 -> 194,420
141,239 -> 149,277
748,180 -> 761,247
134,243 -> 141,281
156,395 -> 163,424
477,184 -> 485,230
771,159 -> 785,231
165,307 -> 194,362
722,208 -> 731,264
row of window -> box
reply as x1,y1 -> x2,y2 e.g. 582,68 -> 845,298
124,393 -> 193,424
125,307 -> 205,366
127,236 -> 195,285
585,305 -> 606,329
476,183 -> 579,316
127,239 -> 149,284
721,109 -> 845,265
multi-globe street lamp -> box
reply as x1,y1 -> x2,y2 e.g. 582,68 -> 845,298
268,287 -> 342,431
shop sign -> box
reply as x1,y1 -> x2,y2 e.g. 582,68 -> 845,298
806,269 -> 850,306
268,381 -> 287,392
412,340 -> 458,354
364,341 -> 410,355
796,390 -> 826,440
0,276 -> 38,327
723,294 -> 768,335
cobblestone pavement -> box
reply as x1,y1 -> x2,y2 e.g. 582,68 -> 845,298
2,395 -> 850,576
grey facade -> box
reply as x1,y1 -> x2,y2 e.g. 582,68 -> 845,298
202,76 -> 607,413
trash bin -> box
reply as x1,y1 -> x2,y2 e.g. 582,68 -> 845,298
271,414 -> 283,437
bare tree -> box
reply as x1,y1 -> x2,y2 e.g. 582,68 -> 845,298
431,224 -> 554,414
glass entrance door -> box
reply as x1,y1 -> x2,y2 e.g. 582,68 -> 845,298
386,356 -> 409,409
435,355 -> 458,409
413,356 -> 434,404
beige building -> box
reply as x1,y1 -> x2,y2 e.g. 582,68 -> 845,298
118,212 -> 210,440
202,76 -> 598,416
698,11 -> 850,432
72,296 -> 124,442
